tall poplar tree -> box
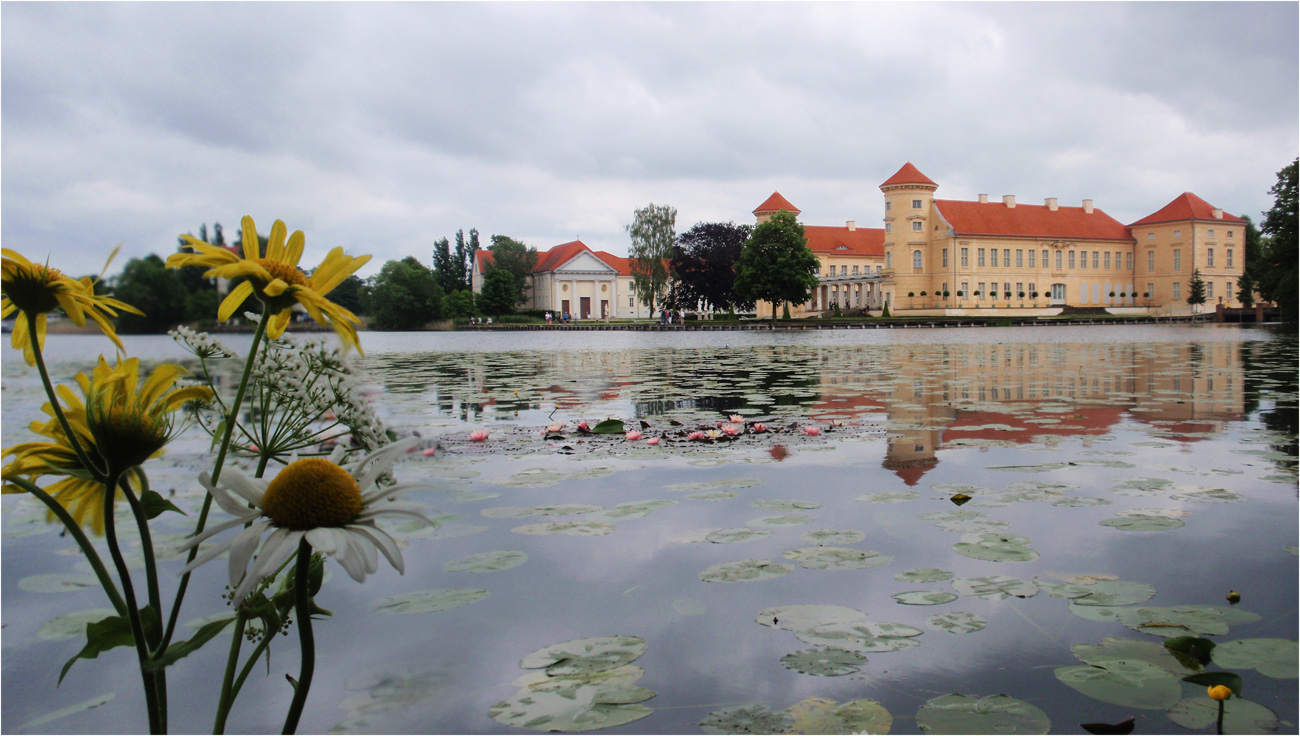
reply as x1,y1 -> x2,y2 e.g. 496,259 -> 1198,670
627,203 -> 676,312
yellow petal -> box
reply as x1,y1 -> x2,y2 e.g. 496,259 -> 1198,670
241,215 -> 259,261
139,364 -> 186,407
218,281 -> 255,321
262,279 -> 289,298
266,309 -> 292,339
162,385 -> 214,411
267,220 -> 287,262
284,230 -> 305,267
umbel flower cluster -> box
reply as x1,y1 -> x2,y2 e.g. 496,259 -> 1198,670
1,217 -> 433,735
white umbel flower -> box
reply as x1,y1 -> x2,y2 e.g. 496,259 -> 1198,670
180,437 -> 432,603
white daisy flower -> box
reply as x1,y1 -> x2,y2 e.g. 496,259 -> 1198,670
180,437 -> 433,604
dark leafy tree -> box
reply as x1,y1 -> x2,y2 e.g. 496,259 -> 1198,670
478,269 -> 516,316
453,228 -> 480,291
733,211 -> 820,321
667,221 -> 754,313
364,257 -> 443,330
112,255 -> 189,333
443,289 -> 477,318
1257,159 -> 1298,322
433,237 -> 458,294
487,235 -> 538,306
328,274 -> 366,316
627,203 -> 676,311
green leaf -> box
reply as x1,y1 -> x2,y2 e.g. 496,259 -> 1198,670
1182,671 -> 1244,697
1164,636 -> 1216,670
144,617 -> 236,671
139,489 -> 186,520
590,419 -> 625,434
59,605 -> 161,685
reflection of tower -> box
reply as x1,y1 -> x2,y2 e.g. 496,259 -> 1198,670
881,371 -> 952,485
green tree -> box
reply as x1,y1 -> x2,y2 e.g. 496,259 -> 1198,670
487,235 -> 538,306
112,254 -> 190,333
453,228 -> 479,291
364,257 -> 443,330
668,221 -> 754,313
443,289 -> 477,318
327,274 -> 366,316
175,222 -> 223,322
733,211 -> 821,321
1186,268 -> 1207,311
627,203 -> 676,312
433,237 -> 458,294
478,269 -> 516,316
1257,158 -> 1298,322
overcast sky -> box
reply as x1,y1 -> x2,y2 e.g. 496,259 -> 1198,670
3,2 -> 1296,279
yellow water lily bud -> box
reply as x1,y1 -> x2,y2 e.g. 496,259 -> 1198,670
1226,590 -> 1241,604
1207,685 -> 1232,701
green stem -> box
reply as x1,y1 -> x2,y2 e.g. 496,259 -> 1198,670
281,540 -> 316,735
1217,698 -> 1225,735
120,472 -> 163,647
9,477 -> 126,616
161,309 -> 269,651
212,612 -> 249,734
227,632 -> 274,716
102,472 -> 162,734
27,310 -> 105,479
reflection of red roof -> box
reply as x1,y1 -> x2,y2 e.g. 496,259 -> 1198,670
754,192 -> 801,216
880,162 -> 938,189
1130,192 -> 1244,227
886,461 -> 937,486
935,200 -> 1132,241
804,225 -> 886,256
942,406 -> 1124,446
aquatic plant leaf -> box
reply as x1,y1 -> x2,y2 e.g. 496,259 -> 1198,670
37,609 -> 117,641
699,558 -> 794,583
686,489 -> 738,501
779,648 -> 868,676
1162,636 -> 1215,671
795,621 -> 923,653
482,504 -> 603,519
700,704 -> 794,734
1068,604 -> 1257,637
585,500 -> 676,523
512,522 -> 616,536
1168,487 -> 1244,503
442,550 -> 528,573
375,588 -> 489,615
590,419 -> 626,434
19,573 -> 100,593
706,528 -> 774,544
801,529 -> 865,546
665,478 -> 761,492
986,462 -> 1070,472
1064,580 -> 1157,607
1099,515 -> 1185,531
951,575 -> 1038,600
896,568 -> 954,583
1166,696 -> 1279,734
751,499 -> 821,511
786,697 -> 892,734
748,514 -> 816,527
520,636 -> 647,676
489,665 -> 654,732
915,693 -> 1051,734
1211,638 -> 1299,679
1056,661 -> 1181,710
16,693 -> 115,732
756,605 -> 867,632
893,591 -> 958,606
1080,717 -> 1135,735
918,509 -> 1009,533
1072,638 -> 1198,676
952,533 -> 1039,562
1051,496 -> 1112,507
928,611 -> 987,634
856,491 -> 920,503
782,547 -> 892,570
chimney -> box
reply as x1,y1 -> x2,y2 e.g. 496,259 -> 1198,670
847,220 -> 856,231
1045,197 -> 1058,211
1212,208 -> 1223,219
978,193 -> 989,203
1003,195 -> 1016,208
1083,199 -> 1094,214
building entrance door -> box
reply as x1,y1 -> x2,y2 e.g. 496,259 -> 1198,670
1051,284 -> 1066,305
561,299 -> 570,317
580,297 -> 591,319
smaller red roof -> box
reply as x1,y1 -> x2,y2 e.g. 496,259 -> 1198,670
880,162 -> 938,189
593,251 -> 633,277
534,240 -> 592,273
1129,192 -> 1244,227
803,225 -> 886,256
475,250 -> 494,270
753,192 -> 801,216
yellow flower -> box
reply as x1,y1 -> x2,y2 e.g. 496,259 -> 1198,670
2,356 -> 211,533
167,216 -> 370,352
1,247 -> 142,366
1207,685 -> 1232,701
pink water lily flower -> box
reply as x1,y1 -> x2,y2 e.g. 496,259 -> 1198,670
688,430 -> 705,441
722,423 -> 742,436
752,423 -> 767,433
704,429 -> 724,440
625,430 -> 644,441
800,425 -> 821,436
577,420 -> 590,432
469,429 -> 490,442
646,437 -> 660,445
728,415 -> 744,424
422,447 -> 438,457
546,422 -> 564,433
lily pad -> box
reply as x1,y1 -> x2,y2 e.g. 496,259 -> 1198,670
1070,580 -> 1157,606
687,489 -> 738,501
1099,515 -> 1185,531
1211,638 -> 1299,679
36,609 -> 118,641
894,591 -> 958,606
1051,496 -> 1112,507
700,559 -> 794,583
585,500 -> 676,523
952,532 -> 1039,563
748,514 -> 816,527
512,522 -> 616,536
951,575 -> 1038,600
918,510 -> 1009,534
786,697 -> 892,734
756,605 -> 867,632
1071,637 -> 1198,676
915,693 -> 1051,734
442,550 -> 528,573
779,648 -> 868,676
16,693 -> 116,732
482,504 -> 603,519
665,478 -> 761,492
701,704 -> 794,734
375,588 -> 489,615
18,573 -> 100,593
896,568 -> 954,583
1054,661 -> 1183,709
706,528 -> 774,544
489,665 -> 655,732
801,529 -> 865,546
751,499 -> 821,511
782,547 -> 893,570
795,621 -> 923,653
928,611 -> 987,634
1166,695 -> 1280,734
520,636 -> 648,676
855,491 -> 920,503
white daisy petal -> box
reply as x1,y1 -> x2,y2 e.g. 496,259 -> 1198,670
179,535 -> 236,577
305,527 -> 343,556
201,472 -> 255,517
179,512 -> 262,551
218,468 -> 267,508
227,520 -> 274,587
332,535 -> 369,582
350,524 -> 404,575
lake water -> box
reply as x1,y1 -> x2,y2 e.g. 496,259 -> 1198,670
2,325 -> 1296,734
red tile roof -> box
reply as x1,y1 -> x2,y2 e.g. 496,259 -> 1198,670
593,251 -> 633,276
753,192 -> 801,215
534,240 -> 592,273
935,200 -> 1132,241
804,225 -> 886,256
880,162 -> 937,189
1129,192 -> 1244,227
475,250 -> 494,270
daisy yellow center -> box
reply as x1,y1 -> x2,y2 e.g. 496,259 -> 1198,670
253,259 -> 309,289
4,264 -> 68,314
261,458 -> 363,530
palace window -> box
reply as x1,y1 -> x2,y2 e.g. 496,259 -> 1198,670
1055,250 -> 1063,270
1016,249 -> 1023,267
1173,282 -> 1180,299
1004,282 -> 1011,295
912,250 -> 923,269
1069,251 -> 1076,268
1003,249 -> 1011,267
886,201 -> 892,211
912,199 -> 923,209
1148,251 -> 1154,271
912,221 -> 923,231
1126,252 -> 1133,270
1226,249 -> 1233,268
1104,252 -> 1111,269
961,247 -> 969,267
1147,282 -> 1154,299
1227,230 -> 1234,238
885,223 -> 891,233
886,252 -> 892,268
1016,282 -> 1023,296
961,281 -> 968,297
1206,281 -> 1214,299
942,248 -> 948,267
1148,232 -> 1155,241
1028,249 -> 1036,268
977,282 -> 986,299
1092,251 -> 1099,269
1029,282 -> 1036,295
841,265 -> 848,275
628,296 -> 634,307
876,265 -> 882,273
978,248 -> 986,267
1208,229 -> 1215,238
1173,249 -> 1181,270
1174,230 -> 1181,238
1207,248 -> 1214,267
1080,251 -> 1088,269
852,265 -> 859,274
